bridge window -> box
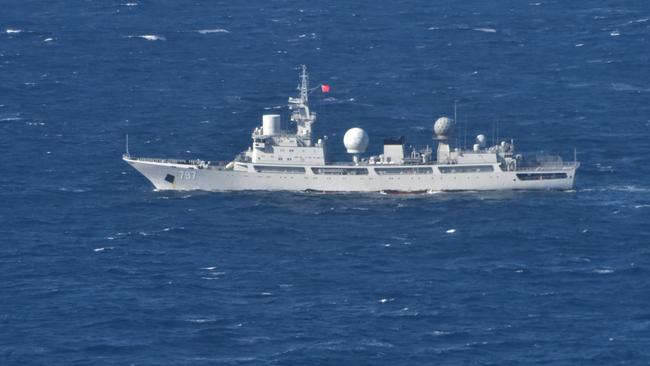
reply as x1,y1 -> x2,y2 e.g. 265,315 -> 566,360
312,167 -> 369,175
516,173 -> 567,181
374,167 -> 433,175
438,165 -> 494,174
254,166 -> 305,174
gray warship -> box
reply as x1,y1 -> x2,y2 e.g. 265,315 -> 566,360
123,66 -> 579,193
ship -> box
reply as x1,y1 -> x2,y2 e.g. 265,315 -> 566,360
123,65 -> 579,193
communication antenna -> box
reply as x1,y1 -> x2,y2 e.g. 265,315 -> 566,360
125,134 -> 130,156
454,101 -> 458,148
496,117 -> 500,144
491,120 -> 495,146
464,113 -> 468,150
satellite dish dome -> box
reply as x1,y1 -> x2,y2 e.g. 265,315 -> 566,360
343,127 -> 369,154
476,134 -> 486,147
434,116 -> 454,138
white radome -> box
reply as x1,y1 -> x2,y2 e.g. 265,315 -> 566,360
343,127 -> 369,153
476,134 -> 486,147
434,116 -> 454,137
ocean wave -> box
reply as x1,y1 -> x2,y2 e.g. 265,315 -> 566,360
473,27 -> 497,33
620,18 -> 649,26
611,82 -> 650,92
0,116 -> 23,122
185,317 -> 216,323
359,339 -> 394,348
5,29 -> 22,34
196,29 -> 229,34
429,330 -> 452,336
94,247 -> 113,252
58,187 -> 89,193
127,34 -> 166,41
608,185 -> 650,193
594,268 -> 615,274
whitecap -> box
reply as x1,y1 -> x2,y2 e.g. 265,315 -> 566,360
185,317 -> 216,323
474,27 -> 497,33
609,185 -> 650,193
594,268 -> 614,274
635,204 -> 650,209
197,28 -> 230,34
43,38 -> 53,42
94,247 -> 105,252
261,292 -> 273,296
130,34 -> 166,41
360,339 -> 394,348
430,330 -> 451,336
446,228 -> 456,234
611,83 -> 650,92
201,266 -> 216,270
5,29 -> 22,34
124,2 -> 138,6
610,31 -> 620,37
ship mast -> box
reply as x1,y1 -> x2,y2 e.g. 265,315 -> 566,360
300,64 -> 309,104
288,64 -> 317,145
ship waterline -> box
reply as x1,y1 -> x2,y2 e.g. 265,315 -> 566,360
123,156 -> 578,192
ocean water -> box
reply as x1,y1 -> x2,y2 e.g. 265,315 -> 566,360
1,1 -> 650,364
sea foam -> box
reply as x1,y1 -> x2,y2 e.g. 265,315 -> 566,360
197,29 -> 229,34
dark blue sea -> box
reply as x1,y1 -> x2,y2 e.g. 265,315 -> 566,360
2,1 -> 650,364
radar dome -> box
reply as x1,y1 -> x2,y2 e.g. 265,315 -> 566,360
343,127 -> 369,154
434,116 -> 454,138
476,134 -> 486,147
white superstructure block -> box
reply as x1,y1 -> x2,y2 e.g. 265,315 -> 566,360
263,114 -> 281,136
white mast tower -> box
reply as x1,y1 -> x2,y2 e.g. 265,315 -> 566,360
288,65 -> 317,146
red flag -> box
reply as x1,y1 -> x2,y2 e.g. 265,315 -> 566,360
321,84 -> 331,93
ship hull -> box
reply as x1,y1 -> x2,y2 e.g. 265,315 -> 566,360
124,157 -> 577,192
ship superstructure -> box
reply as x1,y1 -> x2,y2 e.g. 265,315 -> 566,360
123,66 -> 579,192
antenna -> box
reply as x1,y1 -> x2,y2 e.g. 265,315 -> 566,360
454,101 -> 458,148
464,113 -> 468,150
496,117 -> 500,144
299,64 -> 309,104
125,133 -> 130,156
491,119 -> 495,146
